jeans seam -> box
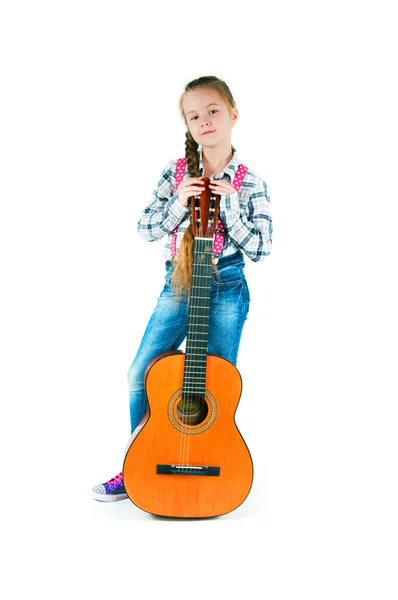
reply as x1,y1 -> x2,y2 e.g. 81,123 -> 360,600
165,315 -> 188,350
230,282 -> 249,364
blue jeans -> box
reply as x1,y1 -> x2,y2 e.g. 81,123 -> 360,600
126,251 -> 250,434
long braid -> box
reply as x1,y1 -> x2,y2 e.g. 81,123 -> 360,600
170,131 -> 200,297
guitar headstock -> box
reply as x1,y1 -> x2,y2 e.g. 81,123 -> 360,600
190,178 -> 220,239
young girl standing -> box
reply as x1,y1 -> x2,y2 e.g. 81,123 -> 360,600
92,75 -> 273,501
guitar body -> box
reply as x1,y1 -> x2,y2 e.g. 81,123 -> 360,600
123,351 -> 253,518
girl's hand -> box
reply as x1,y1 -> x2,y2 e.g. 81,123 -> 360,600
209,179 -> 237,197
177,177 -> 205,207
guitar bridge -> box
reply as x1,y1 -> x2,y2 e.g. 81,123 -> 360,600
156,464 -> 220,476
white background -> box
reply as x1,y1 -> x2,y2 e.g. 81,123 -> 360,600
1,1 -> 397,598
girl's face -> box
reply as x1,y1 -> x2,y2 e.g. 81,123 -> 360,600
183,88 -> 238,147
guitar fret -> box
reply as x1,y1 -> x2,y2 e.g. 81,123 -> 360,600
184,374 -> 206,377
184,362 -> 206,366
184,372 -> 206,374
190,290 -> 212,294
187,334 -> 208,338
186,340 -> 207,351
185,359 -> 207,363
189,317 -> 209,320
183,373 -> 206,377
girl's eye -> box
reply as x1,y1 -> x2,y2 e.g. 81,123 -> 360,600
190,109 -> 218,121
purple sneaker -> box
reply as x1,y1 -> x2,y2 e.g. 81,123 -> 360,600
92,472 -> 128,502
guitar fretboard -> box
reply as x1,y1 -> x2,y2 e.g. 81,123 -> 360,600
182,238 -> 213,401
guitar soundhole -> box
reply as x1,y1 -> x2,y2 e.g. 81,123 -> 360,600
176,396 -> 209,426
167,388 -> 218,435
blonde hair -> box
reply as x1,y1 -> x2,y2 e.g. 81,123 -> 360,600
171,76 -> 237,297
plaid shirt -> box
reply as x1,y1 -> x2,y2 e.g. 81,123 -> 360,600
137,146 -> 273,262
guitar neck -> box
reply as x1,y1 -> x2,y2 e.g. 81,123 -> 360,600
182,238 -> 213,400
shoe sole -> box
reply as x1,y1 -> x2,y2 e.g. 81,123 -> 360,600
92,491 -> 129,502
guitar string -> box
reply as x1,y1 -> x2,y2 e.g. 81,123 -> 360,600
178,194 -> 198,468
179,196 -> 194,468
185,203 -> 210,466
181,237 -> 205,468
184,238 -> 208,468
179,199 -> 215,469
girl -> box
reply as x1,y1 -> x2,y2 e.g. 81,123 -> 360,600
92,75 -> 273,501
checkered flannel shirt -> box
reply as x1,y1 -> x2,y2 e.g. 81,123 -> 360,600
137,146 -> 273,262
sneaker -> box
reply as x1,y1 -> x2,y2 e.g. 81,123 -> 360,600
92,472 -> 128,502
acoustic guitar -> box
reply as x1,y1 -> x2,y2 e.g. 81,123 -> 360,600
122,178 -> 253,517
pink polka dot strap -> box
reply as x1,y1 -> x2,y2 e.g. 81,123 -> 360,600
170,158 -> 186,258
170,158 -> 248,258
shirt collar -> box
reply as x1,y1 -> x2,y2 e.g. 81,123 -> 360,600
198,145 -> 241,181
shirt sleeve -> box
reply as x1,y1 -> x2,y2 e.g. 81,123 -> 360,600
137,159 -> 190,242
218,177 -> 273,262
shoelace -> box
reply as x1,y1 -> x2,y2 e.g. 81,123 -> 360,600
106,472 -> 123,490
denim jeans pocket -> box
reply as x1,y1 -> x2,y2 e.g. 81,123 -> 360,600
211,263 -> 244,290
